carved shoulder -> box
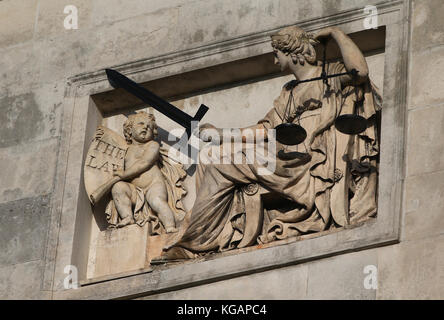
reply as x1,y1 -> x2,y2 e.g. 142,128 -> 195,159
142,140 -> 160,159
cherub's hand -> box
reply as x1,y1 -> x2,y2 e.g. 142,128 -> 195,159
113,169 -> 125,179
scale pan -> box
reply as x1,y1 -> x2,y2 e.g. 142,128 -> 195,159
275,123 -> 307,145
335,114 -> 367,135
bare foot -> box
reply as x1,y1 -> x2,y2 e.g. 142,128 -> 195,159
117,216 -> 134,228
165,226 -> 178,233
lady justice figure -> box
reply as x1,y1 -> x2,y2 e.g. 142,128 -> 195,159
153,26 -> 382,261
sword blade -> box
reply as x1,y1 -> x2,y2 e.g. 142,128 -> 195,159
105,69 -> 208,133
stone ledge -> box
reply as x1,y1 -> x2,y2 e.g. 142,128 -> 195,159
54,219 -> 398,300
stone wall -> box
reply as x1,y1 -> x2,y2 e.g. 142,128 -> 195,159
0,0 -> 442,299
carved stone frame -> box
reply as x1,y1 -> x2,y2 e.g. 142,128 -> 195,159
45,0 -> 409,299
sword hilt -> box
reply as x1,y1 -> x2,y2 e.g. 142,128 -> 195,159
193,104 -> 209,122
185,104 -> 209,139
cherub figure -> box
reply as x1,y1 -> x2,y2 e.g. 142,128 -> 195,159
109,111 -> 179,232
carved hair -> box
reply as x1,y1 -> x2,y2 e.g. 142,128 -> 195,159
271,26 -> 319,65
123,111 -> 158,144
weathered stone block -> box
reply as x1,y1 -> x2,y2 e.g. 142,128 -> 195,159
91,224 -> 166,279
0,42 -> 40,96
85,8 -> 180,70
403,170 -> 444,241
0,93 -> 45,148
0,138 -> 58,203
34,0 -> 93,39
0,195 -> 51,266
377,235 -> 444,299
0,85 -> 63,148
89,0 -> 189,28
406,104 -> 444,176
409,47 -> 444,109
143,263 -> 308,300
177,0 -> 278,47
0,0 -> 38,48
36,33 -> 96,83
306,249 -> 378,299
36,7 -> 178,81
0,260 -> 48,300
277,0 -> 382,31
411,0 -> 444,52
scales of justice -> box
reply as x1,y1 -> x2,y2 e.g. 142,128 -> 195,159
274,38 -> 368,147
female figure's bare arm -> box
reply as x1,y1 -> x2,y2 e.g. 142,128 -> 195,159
199,123 -> 268,143
314,27 -> 369,86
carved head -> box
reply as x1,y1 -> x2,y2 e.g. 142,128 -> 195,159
271,26 -> 319,67
123,111 -> 158,144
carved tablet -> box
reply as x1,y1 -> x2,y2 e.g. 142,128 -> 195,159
83,126 -> 127,204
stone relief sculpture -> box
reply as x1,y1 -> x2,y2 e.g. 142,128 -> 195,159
83,25 -> 382,266
152,26 -> 382,262
84,111 -> 187,234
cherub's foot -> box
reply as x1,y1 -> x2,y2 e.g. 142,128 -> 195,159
117,216 -> 134,228
165,226 -> 179,233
